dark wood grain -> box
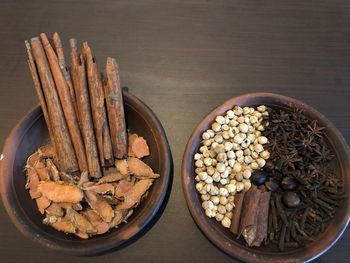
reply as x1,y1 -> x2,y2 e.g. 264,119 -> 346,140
0,0 -> 349,262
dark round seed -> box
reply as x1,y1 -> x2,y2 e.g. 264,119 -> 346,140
264,160 -> 275,171
281,177 -> 297,191
251,171 -> 267,186
265,178 -> 280,192
282,192 -> 301,207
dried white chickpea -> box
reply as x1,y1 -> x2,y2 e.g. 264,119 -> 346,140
194,153 -> 202,160
233,106 -> 243,115
195,175 -> 201,182
215,115 -> 226,125
229,120 -> 239,127
207,129 -> 215,137
202,149 -> 210,158
205,208 -> 213,218
195,168 -> 203,175
199,172 -> 208,181
243,179 -> 252,191
226,110 -> 235,119
225,211 -> 233,220
255,131 -> 262,137
202,201 -> 209,209
211,142 -> 218,150
228,159 -> 236,168
201,194 -> 210,201
227,151 -> 235,159
237,156 -> 244,163
202,132 -> 211,140
212,122 -> 221,132
212,159 -> 218,166
243,148 -> 251,156
247,133 -> 255,142
214,144 -> 225,154
209,149 -> 216,159
221,169 -> 230,178
217,204 -> 227,215
219,187 -> 229,197
257,125 -> 265,131
205,184 -> 214,193
233,162 -> 242,173
222,124 -> 229,131
222,131 -> 230,139
207,166 -> 215,176
212,172 -> 221,182
257,158 -> 266,168
210,196 -> 220,205
235,173 -> 243,181
243,169 -> 252,179
249,115 -> 258,124
226,183 -> 236,193
227,195 -> 235,203
231,127 -> 240,135
216,162 -> 226,173
233,134 -> 243,144
241,139 -> 251,148
250,162 -> 259,170
214,134 -> 223,143
248,125 -> 255,133
215,213 -> 224,222
253,143 -> 264,153
219,196 -> 228,205
244,155 -> 253,164
195,159 -> 204,168
221,217 -> 231,228
225,117 -> 230,124
242,107 -> 250,115
258,136 -> 268,144
251,151 -> 259,159
257,105 -> 267,112
220,178 -> 228,185
236,182 -> 244,192
237,116 -> 245,123
217,152 -> 227,162
235,150 -> 243,158
207,200 -> 214,210
260,150 -> 270,159
225,203 -> 234,213
244,116 -> 250,124
205,176 -> 213,184
203,157 -> 212,167
196,183 -> 204,191
199,146 -> 208,153
209,187 -> 217,196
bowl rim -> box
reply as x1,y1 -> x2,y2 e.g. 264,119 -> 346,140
181,92 -> 350,263
0,90 -> 173,256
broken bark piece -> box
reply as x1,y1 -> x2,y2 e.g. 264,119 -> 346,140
230,191 -> 245,235
77,171 -> 89,187
25,167 -> 41,199
45,202 -> 64,217
83,209 -> 110,235
84,183 -> 115,195
98,171 -> 126,184
252,191 -> 271,247
105,57 -> 128,159
51,219 -> 76,234
38,144 -> 55,159
115,159 -> 129,176
38,181 -> 83,203
115,177 -> 135,198
131,136 -> 150,159
34,160 -> 50,181
116,179 -> 153,210
128,133 -> 138,157
67,208 -> 97,234
127,157 -> 159,179
59,172 -> 75,184
84,190 -> 114,223
109,209 -> 129,228
82,42 -> 114,166
36,196 -> 51,214
46,159 -> 60,181
239,186 -> 262,246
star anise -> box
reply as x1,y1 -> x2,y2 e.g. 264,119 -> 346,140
307,120 -> 325,138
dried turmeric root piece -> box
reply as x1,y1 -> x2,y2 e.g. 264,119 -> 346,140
115,177 -> 135,198
34,160 -> 50,181
115,159 -> 129,176
25,167 -> 41,199
83,183 -> 115,195
131,136 -> 150,158
109,209 -> 131,228
51,220 -> 76,234
127,133 -> 138,157
46,159 -> 60,181
38,181 -> 83,203
75,230 -> 89,239
58,202 -> 83,211
45,202 -> 64,217
26,151 -> 40,167
36,196 -> 51,214
127,157 -> 159,179
98,171 -> 127,184
67,208 -> 97,234
38,144 -> 55,159
84,190 -> 114,223
117,179 -> 153,210
83,209 -> 110,235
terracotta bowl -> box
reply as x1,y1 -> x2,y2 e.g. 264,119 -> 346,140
182,93 -> 350,262
0,90 -> 173,256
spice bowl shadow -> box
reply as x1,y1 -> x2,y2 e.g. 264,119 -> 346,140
181,93 -> 350,262
0,90 -> 173,256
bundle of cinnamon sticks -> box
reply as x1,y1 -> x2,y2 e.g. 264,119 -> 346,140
26,33 -> 127,178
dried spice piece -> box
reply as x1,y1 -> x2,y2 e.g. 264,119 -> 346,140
45,203 -> 64,217
127,157 -> 159,179
117,179 -> 153,210
82,209 -> 109,235
230,191 -> 245,235
84,190 -> 114,223
115,178 -> 136,198
253,191 -> 271,246
115,159 -> 129,176
25,167 -> 41,199
36,196 -> 51,214
98,172 -> 125,184
38,181 -> 83,203
128,134 -> 150,159
83,183 -> 115,195
66,208 -> 97,234
51,220 -> 76,234
128,134 -> 139,157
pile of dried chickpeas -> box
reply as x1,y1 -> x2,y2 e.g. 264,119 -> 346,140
194,105 -> 270,228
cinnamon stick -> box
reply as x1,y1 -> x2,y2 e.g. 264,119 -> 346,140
52,32 -> 78,118
105,57 -> 127,159
29,37 -> 78,173
82,42 -> 114,166
40,33 -> 88,173
252,191 -> 271,246
25,41 -> 58,162
238,186 -> 261,246
70,39 -> 102,178
230,191 -> 245,235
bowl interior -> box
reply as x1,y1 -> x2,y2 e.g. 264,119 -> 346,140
182,93 -> 350,262
1,91 -> 172,255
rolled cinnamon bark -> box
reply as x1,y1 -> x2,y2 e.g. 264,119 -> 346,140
238,186 -> 262,246
25,41 -> 58,162
30,37 -> 78,173
70,39 -> 102,178
105,57 -> 127,159
40,33 -> 88,173
230,191 -> 245,235
82,42 -> 114,166
252,191 -> 271,246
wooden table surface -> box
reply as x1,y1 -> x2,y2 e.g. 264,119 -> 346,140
0,0 -> 349,262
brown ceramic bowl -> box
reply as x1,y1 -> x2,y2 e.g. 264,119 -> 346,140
182,93 -> 350,262
0,90 -> 173,256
